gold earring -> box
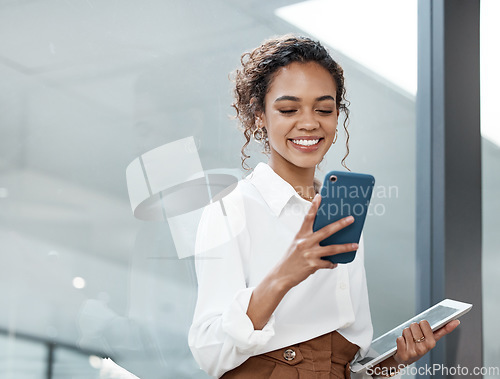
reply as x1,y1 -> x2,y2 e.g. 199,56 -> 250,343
332,129 -> 338,145
253,127 -> 265,142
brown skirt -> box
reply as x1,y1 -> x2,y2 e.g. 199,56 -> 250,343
221,331 -> 359,379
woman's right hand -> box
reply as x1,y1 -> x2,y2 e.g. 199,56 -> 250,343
272,193 -> 358,290
246,193 -> 358,330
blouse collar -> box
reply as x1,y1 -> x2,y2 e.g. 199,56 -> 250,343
246,162 -> 320,217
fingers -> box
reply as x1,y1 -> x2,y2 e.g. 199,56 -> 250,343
312,215 -> 355,244
395,319 -> 452,366
303,247 -> 339,269
409,323 -> 424,342
294,195 -> 356,270
395,336 -> 406,359
396,325 -> 428,365
299,194 -> 355,242
316,242 -> 359,258
298,194 -> 322,235
298,195 -> 356,252
402,327 -> 415,354
419,320 -> 436,349
316,259 -> 338,270
394,328 -> 413,363
433,319 -> 460,342
409,323 -> 429,355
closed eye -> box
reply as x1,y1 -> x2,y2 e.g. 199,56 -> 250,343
317,110 -> 333,114
279,109 -> 297,114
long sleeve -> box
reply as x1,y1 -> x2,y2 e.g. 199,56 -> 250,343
188,164 -> 383,377
188,197 -> 275,378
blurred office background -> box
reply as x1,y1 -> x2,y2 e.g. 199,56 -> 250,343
0,0 -> 497,378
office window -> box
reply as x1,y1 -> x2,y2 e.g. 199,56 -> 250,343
0,335 -> 45,379
0,1 -> 418,377
481,1 -> 500,377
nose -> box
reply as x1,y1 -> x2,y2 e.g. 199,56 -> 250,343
297,110 -> 319,130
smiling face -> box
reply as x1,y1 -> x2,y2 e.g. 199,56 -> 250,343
259,61 -> 339,176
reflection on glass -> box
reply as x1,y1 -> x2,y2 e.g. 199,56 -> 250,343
0,0 -> 417,377
0,335 -> 45,379
277,0 -> 417,342
52,348 -> 99,379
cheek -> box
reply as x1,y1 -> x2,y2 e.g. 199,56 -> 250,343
327,118 -> 338,132
264,117 -> 287,138
332,118 -> 339,131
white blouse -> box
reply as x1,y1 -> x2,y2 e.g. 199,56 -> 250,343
188,162 -> 385,378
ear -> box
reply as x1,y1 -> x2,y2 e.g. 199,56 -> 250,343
255,111 -> 264,125
250,97 -> 265,125
254,110 -> 265,127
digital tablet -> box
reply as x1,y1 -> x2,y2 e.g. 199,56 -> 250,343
350,299 -> 472,373
312,171 -> 375,264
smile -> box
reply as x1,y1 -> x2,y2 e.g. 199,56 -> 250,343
290,138 -> 322,146
288,138 -> 324,152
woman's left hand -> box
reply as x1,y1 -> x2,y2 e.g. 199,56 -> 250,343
393,319 -> 460,367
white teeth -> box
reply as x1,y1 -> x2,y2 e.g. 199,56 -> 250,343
291,139 -> 320,146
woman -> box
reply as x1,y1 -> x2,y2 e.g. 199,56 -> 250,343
188,35 -> 458,378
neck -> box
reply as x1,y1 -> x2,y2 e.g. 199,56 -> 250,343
268,158 -> 316,199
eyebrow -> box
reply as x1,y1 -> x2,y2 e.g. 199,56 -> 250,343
274,95 -> 336,103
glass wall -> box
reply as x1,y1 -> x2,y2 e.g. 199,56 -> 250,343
0,335 -> 46,379
276,0 -> 417,343
481,1 -> 500,378
0,0 -> 417,377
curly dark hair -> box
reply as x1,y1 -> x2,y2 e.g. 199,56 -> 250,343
231,34 -> 350,170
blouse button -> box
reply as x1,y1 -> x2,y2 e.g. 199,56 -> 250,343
283,348 -> 296,361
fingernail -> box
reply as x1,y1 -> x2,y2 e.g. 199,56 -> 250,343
352,243 -> 359,249
346,216 -> 354,222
